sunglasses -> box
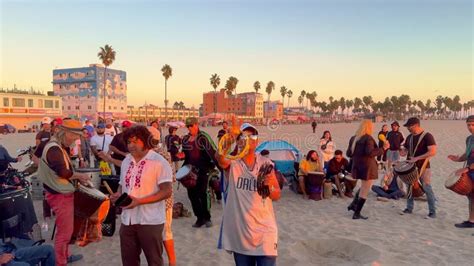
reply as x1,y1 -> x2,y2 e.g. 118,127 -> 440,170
238,134 -> 258,141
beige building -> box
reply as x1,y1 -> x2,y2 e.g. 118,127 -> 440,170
127,104 -> 199,122
0,90 -> 62,129
264,101 -> 284,121
202,89 -> 264,119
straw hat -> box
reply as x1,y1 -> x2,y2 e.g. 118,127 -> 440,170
60,119 -> 83,134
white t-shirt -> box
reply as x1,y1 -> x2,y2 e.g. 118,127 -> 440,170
105,125 -> 120,137
90,134 -> 113,153
120,150 -> 173,225
319,138 -> 336,163
219,154 -> 278,256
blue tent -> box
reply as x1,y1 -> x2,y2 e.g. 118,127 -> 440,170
256,140 -> 301,180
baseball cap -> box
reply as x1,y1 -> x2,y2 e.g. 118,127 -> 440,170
467,115 -> 474,123
42,117 -> 52,125
240,123 -> 258,135
122,120 -> 132,128
53,117 -> 63,126
391,121 -> 400,127
185,117 -> 199,127
97,123 -> 106,129
403,117 -> 420,127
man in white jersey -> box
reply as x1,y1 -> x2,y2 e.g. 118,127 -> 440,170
217,120 -> 281,266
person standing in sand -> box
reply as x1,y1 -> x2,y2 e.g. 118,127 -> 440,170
181,117 -> 219,228
346,119 -> 389,220
38,120 -> 89,266
448,115 -> 474,228
319,130 -> 336,170
386,121 -> 404,171
217,120 -> 281,266
109,126 -> 172,266
311,120 -> 317,133
399,117 -> 437,219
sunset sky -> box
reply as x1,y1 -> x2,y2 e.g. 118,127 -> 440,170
1,0 -> 472,108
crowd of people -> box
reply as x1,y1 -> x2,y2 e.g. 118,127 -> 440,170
1,114 -> 473,266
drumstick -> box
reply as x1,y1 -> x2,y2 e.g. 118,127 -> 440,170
102,181 -> 114,194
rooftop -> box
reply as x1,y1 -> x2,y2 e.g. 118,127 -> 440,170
0,87 -> 45,96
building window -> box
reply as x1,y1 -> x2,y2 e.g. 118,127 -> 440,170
121,107 -> 124,110
12,98 -> 25,107
109,106 -> 111,110
75,106 -> 79,110
38,99 -> 43,108
88,106 -> 92,110
87,95 -> 91,98
28,99 -> 34,107
67,106 -> 71,110
3,98 -> 9,107
45,100 -> 54,108
55,100 -> 59,108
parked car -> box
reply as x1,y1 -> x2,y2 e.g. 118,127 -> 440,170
0,124 -> 16,134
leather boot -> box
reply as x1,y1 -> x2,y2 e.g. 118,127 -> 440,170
352,198 -> 368,220
347,189 -> 360,212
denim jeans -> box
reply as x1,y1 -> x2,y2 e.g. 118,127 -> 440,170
233,252 -> 277,266
407,181 -> 436,214
6,245 -> 55,266
371,185 -> 405,199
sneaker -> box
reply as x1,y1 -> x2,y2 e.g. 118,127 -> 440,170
205,220 -> 213,228
399,208 -> 412,215
454,221 -> 474,228
67,254 -> 83,263
424,212 -> 436,219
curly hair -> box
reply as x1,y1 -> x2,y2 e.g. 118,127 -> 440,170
123,125 -> 153,150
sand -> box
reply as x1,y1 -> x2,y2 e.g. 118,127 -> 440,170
1,120 -> 473,266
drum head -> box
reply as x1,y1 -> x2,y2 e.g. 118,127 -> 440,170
445,171 -> 461,187
176,165 -> 192,181
308,171 -> 325,177
78,184 -> 107,199
394,161 -> 415,174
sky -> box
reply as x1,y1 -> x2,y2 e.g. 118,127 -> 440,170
1,0 -> 472,108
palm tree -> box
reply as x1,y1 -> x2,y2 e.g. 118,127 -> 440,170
340,97 -> 346,117
300,90 -> 306,110
286,90 -> 293,109
280,86 -> 287,105
353,97 -> 363,115
173,101 -> 180,109
253,81 -> 261,93
161,64 -> 173,122
210,73 -> 221,117
297,95 -> 304,108
224,76 -> 239,97
345,99 -> 354,116
97,44 -> 116,121
265,81 -> 275,102
310,92 -> 318,111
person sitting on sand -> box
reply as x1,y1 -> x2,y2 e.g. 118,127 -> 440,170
325,150 -> 349,198
371,165 -> 405,200
298,150 -> 323,199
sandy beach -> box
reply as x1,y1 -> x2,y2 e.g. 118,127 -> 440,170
2,120 -> 473,266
